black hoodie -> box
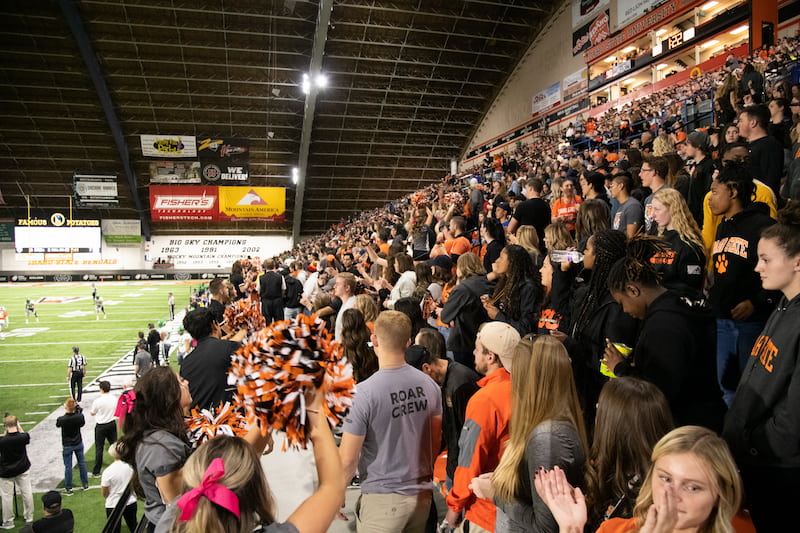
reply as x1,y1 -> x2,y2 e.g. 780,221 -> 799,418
710,202 -> 778,322
723,294 -> 800,467
614,291 -> 726,431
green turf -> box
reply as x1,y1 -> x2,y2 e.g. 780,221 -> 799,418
0,280 -> 201,531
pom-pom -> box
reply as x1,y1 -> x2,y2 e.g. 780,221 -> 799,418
223,298 -> 266,343
227,314 -> 355,449
443,191 -> 465,212
410,191 -> 429,209
185,402 -> 249,449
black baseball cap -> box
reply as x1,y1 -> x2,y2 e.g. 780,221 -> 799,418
404,345 -> 431,370
42,490 -> 61,509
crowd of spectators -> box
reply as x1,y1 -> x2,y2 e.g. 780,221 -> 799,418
77,33 -> 800,533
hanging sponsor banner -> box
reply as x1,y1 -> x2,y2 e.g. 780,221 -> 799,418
572,0 -> 609,28
563,68 -> 588,100
149,185 -> 219,222
148,161 -> 202,184
146,234 -> 293,269
73,173 -> 119,207
572,9 -> 610,55
101,219 -> 142,245
218,187 -> 286,222
614,0 -> 667,32
532,82 -> 562,116
198,137 -> 250,184
140,135 -> 197,158
0,219 -> 15,243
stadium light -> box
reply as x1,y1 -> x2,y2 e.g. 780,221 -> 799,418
730,25 -> 748,35
621,46 -> 636,53
301,74 -> 311,95
656,29 -> 667,36
701,39 -> 720,49
701,1 -> 718,9
656,63 -> 668,70
604,56 -> 616,63
292,167 -> 299,185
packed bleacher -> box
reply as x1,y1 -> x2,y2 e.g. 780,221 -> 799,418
83,34 -> 800,533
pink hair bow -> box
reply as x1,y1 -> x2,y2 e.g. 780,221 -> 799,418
176,458 -> 240,521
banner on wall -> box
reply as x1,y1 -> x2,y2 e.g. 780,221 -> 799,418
198,137 -> 250,184
572,0 -> 609,28
146,235 -> 292,269
149,185 -> 219,222
532,82 -> 561,116
218,187 -> 286,222
614,0 -> 667,32
101,219 -> 142,245
562,68 -> 588,100
140,135 -> 197,158
73,173 -> 119,207
149,161 -> 202,184
572,9 -> 610,56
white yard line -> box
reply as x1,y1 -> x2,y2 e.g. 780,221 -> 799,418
0,340 -> 135,346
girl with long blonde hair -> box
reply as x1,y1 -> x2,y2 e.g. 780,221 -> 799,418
473,336 -> 587,532
650,187 -> 706,297
536,425 -> 743,533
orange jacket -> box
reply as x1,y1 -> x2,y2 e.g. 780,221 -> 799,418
446,368 -> 512,531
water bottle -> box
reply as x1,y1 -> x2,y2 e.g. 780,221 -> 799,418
549,249 -> 584,263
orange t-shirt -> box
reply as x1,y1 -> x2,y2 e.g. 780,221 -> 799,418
551,196 -> 583,231
445,236 -> 471,258
379,242 -> 390,255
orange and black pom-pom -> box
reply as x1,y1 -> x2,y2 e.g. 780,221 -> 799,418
185,402 -> 249,448
227,314 -> 356,449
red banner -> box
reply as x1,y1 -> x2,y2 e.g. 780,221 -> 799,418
149,185 -> 219,222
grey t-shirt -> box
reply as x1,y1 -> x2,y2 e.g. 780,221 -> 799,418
343,364 -> 442,495
155,502 -> 299,533
134,350 -> 152,377
613,197 -> 644,232
136,430 -> 191,524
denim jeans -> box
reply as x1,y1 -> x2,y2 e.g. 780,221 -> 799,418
63,443 -> 88,490
716,318 -> 764,407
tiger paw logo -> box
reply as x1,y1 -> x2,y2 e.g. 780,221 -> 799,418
715,255 -> 729,274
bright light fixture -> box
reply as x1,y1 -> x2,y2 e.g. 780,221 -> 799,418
656,29 -> 667,36
701,39 -> 720,48
604,55 -> 616,62
621,46 -> 636,53
301,73 -> 311,95
730,25 -> 749,35
315,73 -> 328,88
683,27 -> 695,40
702,1 -> 718,9
656,63 -> 668,70
292,167 -> 299,185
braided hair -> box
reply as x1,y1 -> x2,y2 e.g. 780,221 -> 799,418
490,244 -> 543,321
607,235 -> 671,294
571,230 -> 627,337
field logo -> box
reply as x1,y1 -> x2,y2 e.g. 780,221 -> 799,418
38,296 -> 88,304
0,327 -> 49,339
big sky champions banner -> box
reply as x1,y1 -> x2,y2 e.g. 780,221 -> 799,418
146,235 -> 293,269
218,187 -> 285,222
198,137 -> 250,184
149,186 -> 286,222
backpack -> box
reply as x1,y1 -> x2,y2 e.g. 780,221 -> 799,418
284,276 -> 303,308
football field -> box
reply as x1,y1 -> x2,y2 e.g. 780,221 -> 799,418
0,280 -> 202,425
0,280 -> 203,530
